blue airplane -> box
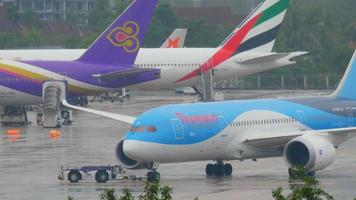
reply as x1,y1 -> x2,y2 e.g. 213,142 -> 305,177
64,50 -> 356,181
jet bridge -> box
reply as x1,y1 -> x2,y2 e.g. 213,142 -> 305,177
42,81 -> 66,128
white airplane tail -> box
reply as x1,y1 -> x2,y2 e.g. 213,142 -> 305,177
219,0 -> 289,53
160,29 -> 187,48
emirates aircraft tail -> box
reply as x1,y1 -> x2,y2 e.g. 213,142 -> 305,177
218,0 -> 289,53
177,0 -> 291,82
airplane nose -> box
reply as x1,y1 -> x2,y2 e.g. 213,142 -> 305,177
123,140 -> 142,160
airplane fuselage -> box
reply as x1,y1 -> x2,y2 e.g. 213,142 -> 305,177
0,59 -> 160,104
123,96 -> 356,163
0,48 -> 295,104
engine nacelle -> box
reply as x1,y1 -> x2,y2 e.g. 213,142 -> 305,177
283,135 -> 336,172
116,138 -> 153,170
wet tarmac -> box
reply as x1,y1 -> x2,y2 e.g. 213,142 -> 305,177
1,90 -> 356,200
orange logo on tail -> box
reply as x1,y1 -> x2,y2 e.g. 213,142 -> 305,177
167,37 -> 180,48
106,21 -> 140,53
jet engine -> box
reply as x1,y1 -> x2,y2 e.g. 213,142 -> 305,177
116,138 -> 153,169
283,135 -> 336,172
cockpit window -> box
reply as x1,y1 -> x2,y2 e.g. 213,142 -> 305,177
130,125 -> 157,133
147,126 -> 157,132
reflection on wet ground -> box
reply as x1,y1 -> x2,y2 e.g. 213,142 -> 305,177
0,90 -> 355,200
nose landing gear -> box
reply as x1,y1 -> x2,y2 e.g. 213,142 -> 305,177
147,170 -> 160,182
146,163 -> 160,182
205,161 -> 233,177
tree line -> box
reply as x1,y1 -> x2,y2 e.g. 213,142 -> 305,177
0,0 -> 355,75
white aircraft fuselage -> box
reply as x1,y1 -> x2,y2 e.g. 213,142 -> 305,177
0,48 -> 297,104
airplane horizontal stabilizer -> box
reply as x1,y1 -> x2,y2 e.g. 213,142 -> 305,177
243,126 -> 356,149
61,99 -> 136,125
236,51 -> 308,65
92,68 -> 160,79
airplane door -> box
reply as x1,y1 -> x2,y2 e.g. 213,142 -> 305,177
218,116 -> 228,138
202,115 -> 227,158
296,110 -> 308,130
346,108 -> 355,127
353,108 -> 356,126
171,119 -> 184,140
296,111 -> 306,123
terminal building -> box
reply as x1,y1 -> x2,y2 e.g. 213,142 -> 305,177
0,0 -> 96,24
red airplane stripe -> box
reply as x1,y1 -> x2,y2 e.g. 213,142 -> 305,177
176,13 -> 262,83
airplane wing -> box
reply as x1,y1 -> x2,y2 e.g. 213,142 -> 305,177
243,127 -> 356,149
92,68 -> 160,80
61,99 -> 136,125
235,51 -> 308,65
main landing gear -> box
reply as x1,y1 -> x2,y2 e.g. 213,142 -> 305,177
205,161 -> 233,177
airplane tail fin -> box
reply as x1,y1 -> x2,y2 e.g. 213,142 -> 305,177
77,0 -> 158,65
219,0 -> 289,54
160,29 -> 187,48
333,50 -> 356,99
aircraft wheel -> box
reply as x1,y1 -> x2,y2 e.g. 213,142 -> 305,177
214,164 -> 225,177
205,164 -> 215,176
147,171 -> 160,182
224,164 -> 233,176
95,170 -> 109,183
306,171 -> 315,177
68,170 -> 81,183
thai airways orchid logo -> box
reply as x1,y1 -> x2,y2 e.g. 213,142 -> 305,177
106,21 -> 140,53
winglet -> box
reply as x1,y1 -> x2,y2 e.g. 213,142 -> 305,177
78,0 -> 158,65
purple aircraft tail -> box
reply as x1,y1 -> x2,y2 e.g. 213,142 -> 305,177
78,0 -> 158,65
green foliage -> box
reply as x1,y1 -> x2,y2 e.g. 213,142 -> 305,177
24,29 -> 41,47
144,4 -> 178,47
114,0 -> 133,15
272,166 -> 334,200
180,19 -> 232,47
88,0 -> 115,31
67,196 -> 73,200
273,0 -> 354,75
100,189 -> 119,200
0,32 -> 19,49
23,9 -> 36,25
138,181 -> 173,200
160,186 -> 173,200
348,22 -> 356,43
119,188 -> 135,200
6,4 -> 18,22
64,34 -> 81,49
94,181 -> 173,200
